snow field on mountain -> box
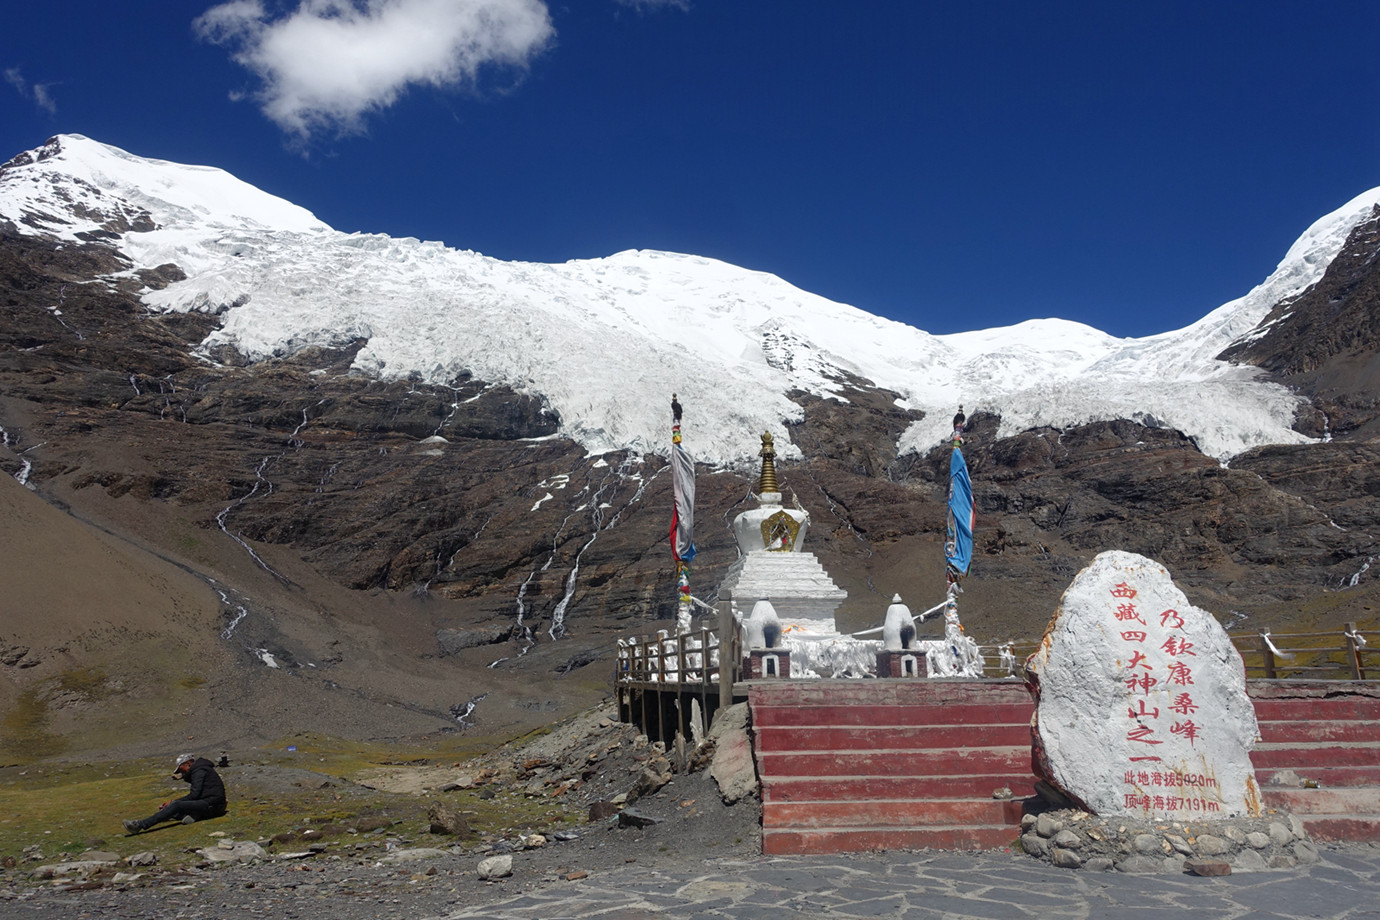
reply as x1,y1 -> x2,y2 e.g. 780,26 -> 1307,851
6,136 -> 1380,464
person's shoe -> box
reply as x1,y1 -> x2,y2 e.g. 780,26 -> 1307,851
122,819 -> 143,835
181,815 -> 197,825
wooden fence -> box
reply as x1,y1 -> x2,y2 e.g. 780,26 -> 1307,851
615,624 -> 1375,690
1230,622 -> 1374,680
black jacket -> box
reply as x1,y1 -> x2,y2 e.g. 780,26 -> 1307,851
179,758 -> 227,811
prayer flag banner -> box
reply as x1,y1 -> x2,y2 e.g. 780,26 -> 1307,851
945,447 -> 974,578
670,440 -> 696,564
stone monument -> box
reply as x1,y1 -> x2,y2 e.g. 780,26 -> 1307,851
1026,550 -> 1262,819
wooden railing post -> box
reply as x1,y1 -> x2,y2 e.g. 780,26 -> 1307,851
1260,634 -> 1277,679
699,624 -> 710,718
1347,621 -> 1365,680
718,594 -> 734,711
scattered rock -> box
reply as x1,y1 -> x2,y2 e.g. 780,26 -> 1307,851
379,848 -> 449,865
1293,840 -> 1320,864
477,855 -> 512,880
1021,833 -> 1049,857
618,808 -> 662,829
1051,829 -> 1082,850
588,801 -> 619,821
1195,834 -> 1230,856
1050,848 -> 1083,869
198,841 -> 266,864
565,870 -> 588,881
426,801 -> 471,836
1115,856 -> 1165,874
628,766 -> 671,802
1016,806 -> 1315,873
1133,834 -> 1163,855
707,704 -> 758,805
1186,859 -> 1231,877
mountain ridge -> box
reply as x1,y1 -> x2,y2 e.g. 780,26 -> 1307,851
8,134 -> 1373,463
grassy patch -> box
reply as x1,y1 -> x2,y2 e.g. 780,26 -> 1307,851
0,688 -> 67,761
0,736 -> 581,872
56,667 -> 111,699
0,668 -> 126,762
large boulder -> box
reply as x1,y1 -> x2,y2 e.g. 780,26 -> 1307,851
707,703 -> 759,805
1027,551 -> 1261,819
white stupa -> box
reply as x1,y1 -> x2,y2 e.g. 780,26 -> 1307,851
716,432 -> 847,637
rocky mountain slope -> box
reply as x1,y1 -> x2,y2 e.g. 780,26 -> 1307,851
2,137 -> 1379,762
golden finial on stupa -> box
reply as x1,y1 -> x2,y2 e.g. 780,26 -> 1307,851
757,431 -> 780,494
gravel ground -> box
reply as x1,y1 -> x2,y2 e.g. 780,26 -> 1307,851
0,770 -> 762,920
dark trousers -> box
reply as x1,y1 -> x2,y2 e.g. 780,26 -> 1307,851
139,798 -> 226,827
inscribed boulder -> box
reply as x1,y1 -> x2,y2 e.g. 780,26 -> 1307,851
1026,551 -> 1260,819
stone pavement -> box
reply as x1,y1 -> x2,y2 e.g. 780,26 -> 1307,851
438,847 -> 1380,920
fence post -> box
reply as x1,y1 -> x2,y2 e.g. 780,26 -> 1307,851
615,649 -> 624,723
1260,634 -> 1277,680
718,594 -> 734,711
1346,621 -> 1364,680
700,624 -> 710,718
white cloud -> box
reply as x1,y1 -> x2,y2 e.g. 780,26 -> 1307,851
5,67 -> 57,115
194,0 -> 554,141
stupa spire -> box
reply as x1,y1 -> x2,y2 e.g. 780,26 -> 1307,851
757,431 -> 780,495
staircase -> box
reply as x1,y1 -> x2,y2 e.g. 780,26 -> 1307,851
750,680 -> 1036,855
1252,682 -> 1380,842
749,678 -> 1380,854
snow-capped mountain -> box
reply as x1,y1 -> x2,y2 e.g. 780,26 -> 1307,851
8,135 -> 1376,462
5,134 -> 1380,751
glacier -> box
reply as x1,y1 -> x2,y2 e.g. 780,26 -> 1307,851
5,134 -> 1380,465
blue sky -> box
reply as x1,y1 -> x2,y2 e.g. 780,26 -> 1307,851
3,1 -> 1378,337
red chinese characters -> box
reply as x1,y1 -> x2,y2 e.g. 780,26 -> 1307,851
1112,580 -> 1210,809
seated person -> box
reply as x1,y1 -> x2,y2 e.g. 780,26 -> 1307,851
123,753 -> 227,834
